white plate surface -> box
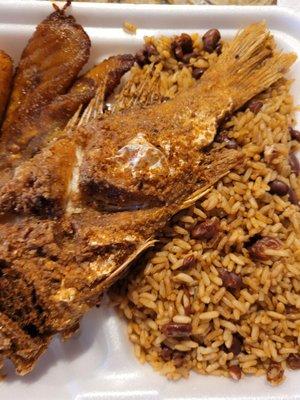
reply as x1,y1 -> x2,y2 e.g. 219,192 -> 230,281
0,2 -> 299,399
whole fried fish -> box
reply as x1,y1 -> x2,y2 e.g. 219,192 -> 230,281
0,22 -> 296,376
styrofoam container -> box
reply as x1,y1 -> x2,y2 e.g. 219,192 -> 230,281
0,1 -> 299,399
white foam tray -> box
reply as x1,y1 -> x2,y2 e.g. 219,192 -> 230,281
0,1 -> 299,399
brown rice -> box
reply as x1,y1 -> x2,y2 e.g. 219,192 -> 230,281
111,31 -> 300,385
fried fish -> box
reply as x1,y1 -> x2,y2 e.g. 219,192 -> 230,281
0,50 -> 13,124
0,22 -> 296,376
0,7 -> 91,180
21,54 -> 135,159
79,24 -> 295,212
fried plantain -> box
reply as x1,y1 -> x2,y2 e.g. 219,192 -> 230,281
0,50 -> 13,124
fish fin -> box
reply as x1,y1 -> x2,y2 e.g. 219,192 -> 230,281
219,22 -> 297,109
200,22 -> 297,115
180,187 -> 212,210
79,84 -> 106,126
180,147 -> 243,210
98,238 -> 157,291
64,83 -> 106,135
113,63 -> 163,112
64,105 -> 83,133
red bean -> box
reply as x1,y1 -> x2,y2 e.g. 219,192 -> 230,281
269,180 -> 289,196
287,354 -> 300,370
181,51 -> 198,64
171,33 -> 193,61
191,217 -> 220,241
228,365 -> 242,380
219,269 -> 243,291
285,304 -> 297,313
228,335 -> 243,356
289,152 -> 300,176
289,127 -> 300,142
192,67 -> 205,80
173,351 -> 186,367
135,43 -> 158,67
216,132 -> 238,149
160,345 -> 186,367
249,236 -> 281,260
248,100 -> 263,114
202,29 -> 221,53
182,255 -> 197,269
288,188 -> 299,205
160,345 -> 173,361
161,322 -> 192,338
267,362 -> 284,385
215,43 -> 222,55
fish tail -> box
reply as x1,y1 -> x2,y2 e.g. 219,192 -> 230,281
200,22 -> 297,114
221,22 -> 296,109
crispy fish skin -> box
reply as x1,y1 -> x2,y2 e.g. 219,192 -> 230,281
0,50 -> 13,124
0,55 -> 135,217
0,22 -> 297,375
0,313 -> 49,376
0,9 -> 91,162
79,23 -> 296,212
0,138 -> 77,217
0,146 -> 240,337
22,54 -> 135,158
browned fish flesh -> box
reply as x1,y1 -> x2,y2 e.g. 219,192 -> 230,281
0,22 -> 296,376
0,313 -> 49,376
79,24 -> 296,212
0,50 -> 13,125
21,54 -> 135,159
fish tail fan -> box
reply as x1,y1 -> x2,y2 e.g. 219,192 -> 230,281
202,22 -> 297,112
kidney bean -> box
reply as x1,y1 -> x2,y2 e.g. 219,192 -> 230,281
171,33 -> 193,61
248,236 -> 281,260
135,43 -> 158,67
160,345 -> 186,367
216,132 -> 238,149
228,365 -> 242,380
192,67 -> 205,80
161,322 -> 192,338
228,335 -> 243,356
269,180 -> 289,196
288,188 -> 299,205
248,100 -> 263,114
267,362 -> 284,385
289,152 -> 300,176
219,269 -> 243,291
160,345 -> 173,361
285,304 -> 297,313
215,42 -> 222,55
287,354 -> 300,370
191,217 -> 220,241
202,29 -> 221,53
181,51 -> 198,64
182,255 -> 197,269
173,351 -> 186,367
289,127 -> 300,142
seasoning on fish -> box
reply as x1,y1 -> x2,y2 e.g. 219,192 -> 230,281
0,20 -> 296,377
